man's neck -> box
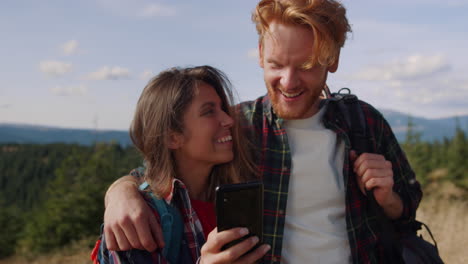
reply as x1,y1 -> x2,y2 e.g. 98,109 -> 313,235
282,98 -> 322,121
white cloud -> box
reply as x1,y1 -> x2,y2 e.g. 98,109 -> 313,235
384,77 -> 468,105
460,79 -> 468,90
50,85 -> 88,96
387,0 -> 468,7
86,66 -> 131,80
97,0 -> 177,18
140,70 -> 154,80
39,60 -> 73,77
140,3 -> 176,17
0,104 -> 11,109
61,40 -> 79,55
247,48 -> 259,60
352,54 -> 451,82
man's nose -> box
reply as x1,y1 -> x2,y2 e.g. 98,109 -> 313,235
279,68 -> 299,90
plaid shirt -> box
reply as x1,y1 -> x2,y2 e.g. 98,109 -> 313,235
95,168 -> 205,264
239,95 -> 422,264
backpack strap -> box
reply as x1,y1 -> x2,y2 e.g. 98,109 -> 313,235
139,182 -> 183,263
330,88 -> 370,154
328,88 -> 405,263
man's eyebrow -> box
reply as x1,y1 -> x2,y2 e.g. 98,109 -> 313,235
266,58 -> 281,64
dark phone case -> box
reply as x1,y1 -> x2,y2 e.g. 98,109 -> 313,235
215,181 -> 263,251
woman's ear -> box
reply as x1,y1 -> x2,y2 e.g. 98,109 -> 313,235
168,132 -> 183,150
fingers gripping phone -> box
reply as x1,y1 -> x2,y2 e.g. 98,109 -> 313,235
215,181 -> 263,251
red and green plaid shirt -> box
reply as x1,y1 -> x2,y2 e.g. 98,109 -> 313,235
239,95 -> 422,264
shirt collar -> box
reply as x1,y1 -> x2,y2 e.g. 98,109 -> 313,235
262,94 -> 284,127
163,178 -> 186,204
262,94 -> 336,128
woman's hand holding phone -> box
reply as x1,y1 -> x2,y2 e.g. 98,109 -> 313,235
200,227 -> 270,264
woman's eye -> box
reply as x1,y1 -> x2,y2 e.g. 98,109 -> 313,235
203,109 -> 215,116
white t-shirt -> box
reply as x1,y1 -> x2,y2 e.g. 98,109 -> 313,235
282,105 -> 350,263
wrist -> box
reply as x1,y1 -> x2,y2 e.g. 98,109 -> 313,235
381,191 -> 403,219
105,177 -> 139,207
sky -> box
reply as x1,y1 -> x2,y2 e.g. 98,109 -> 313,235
1,0 -> 467,130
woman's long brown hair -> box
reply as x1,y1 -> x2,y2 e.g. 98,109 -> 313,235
130,65 -> 257,201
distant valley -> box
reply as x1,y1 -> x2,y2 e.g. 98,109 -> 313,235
0,123 -> 132,146
379,109 -> 468,142
1,110 -> 467,145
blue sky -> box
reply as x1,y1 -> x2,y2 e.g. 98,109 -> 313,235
1,0 -> 467,130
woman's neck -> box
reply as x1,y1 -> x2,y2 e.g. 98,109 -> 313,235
176,161 -> 213,201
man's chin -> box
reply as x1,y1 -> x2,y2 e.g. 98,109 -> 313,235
274,105 -> 309,120
268,89 -> 321,119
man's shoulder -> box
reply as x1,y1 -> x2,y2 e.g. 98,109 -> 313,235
324,96 -> 385,124
352,99 -> 393,136
356,99 -> 387,123
239,95 -> 266,110
238,95 -> 268,120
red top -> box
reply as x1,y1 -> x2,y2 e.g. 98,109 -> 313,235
190,198 -> 216,239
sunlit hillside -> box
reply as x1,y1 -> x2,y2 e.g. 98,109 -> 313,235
417,182 -> 468,264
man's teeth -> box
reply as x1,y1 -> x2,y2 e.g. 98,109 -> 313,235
281,90 -> 302,98
217,135 -> 232,143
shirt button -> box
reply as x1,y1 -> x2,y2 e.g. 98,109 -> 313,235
278,210 -> 285,215
282,167 -> 287,172
272,256 -> 279,262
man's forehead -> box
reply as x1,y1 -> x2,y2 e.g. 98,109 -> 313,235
262,22 -> 317,68
266,21 -> 314,39
263,22 -> 314,49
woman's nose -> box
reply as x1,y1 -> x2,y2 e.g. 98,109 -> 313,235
220,111 -> 234,128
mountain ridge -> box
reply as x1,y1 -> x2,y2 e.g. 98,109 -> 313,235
1,109 -> 467,145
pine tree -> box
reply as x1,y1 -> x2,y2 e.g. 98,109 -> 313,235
447,118 -> 468,189
403,116 -> 431,185
0,198 -> 23,258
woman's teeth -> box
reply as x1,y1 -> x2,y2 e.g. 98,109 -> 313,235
217,135 -> 232,143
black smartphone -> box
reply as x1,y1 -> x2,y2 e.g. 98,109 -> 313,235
215,181 -> 263,251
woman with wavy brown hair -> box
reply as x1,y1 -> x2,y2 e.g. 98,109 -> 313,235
94,65 -> 269,264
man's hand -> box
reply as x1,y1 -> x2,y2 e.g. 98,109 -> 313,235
200,227 -> 270,264
350,151 -> 403,219
103,176 -> 164,251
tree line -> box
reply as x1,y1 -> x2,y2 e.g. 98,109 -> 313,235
402,118 -> 468,190
0,143 -> 141,258
0,123 -> 467,259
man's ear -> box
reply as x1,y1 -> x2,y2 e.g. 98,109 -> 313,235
258,42 -> 264,68
168,132 -> 183,150
328,50 -> 340,73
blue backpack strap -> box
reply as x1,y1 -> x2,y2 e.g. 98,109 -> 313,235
139,182 -> 183,263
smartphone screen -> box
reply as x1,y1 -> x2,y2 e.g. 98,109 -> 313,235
215,181 -> 263,251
